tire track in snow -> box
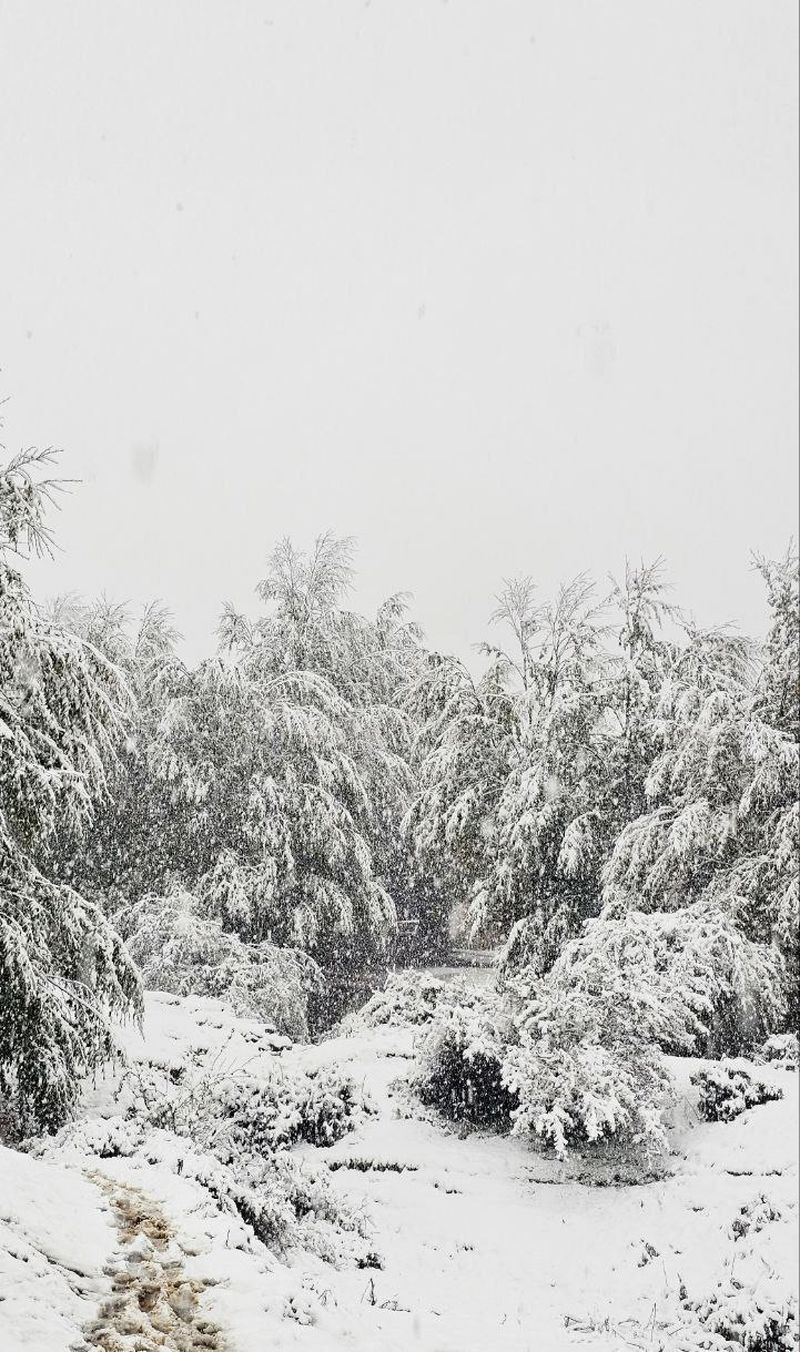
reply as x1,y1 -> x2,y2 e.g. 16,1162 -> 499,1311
76,1174 -> 226,1352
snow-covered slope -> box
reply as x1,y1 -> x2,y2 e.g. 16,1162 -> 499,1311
1,992 -> 797,1352
0,1145 -> 114,1352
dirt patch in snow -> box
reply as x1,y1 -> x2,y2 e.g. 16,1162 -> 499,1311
78,1174 -> 226,1352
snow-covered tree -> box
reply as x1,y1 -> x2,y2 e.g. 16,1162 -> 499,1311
604,596 -> 799,1025
131,657 -> 399,972
404,651 -> 514,931
604,558 -> 678,826
220,533 -> 425,888
52,538 -> 430,1002
202,535 -> 429,974
0,445 -> 139,1134
406,575 -> 614,972
46,595 -> 188,904
753,546 -> 799,742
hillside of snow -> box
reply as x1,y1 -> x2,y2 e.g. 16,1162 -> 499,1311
1,990 -> 797,1352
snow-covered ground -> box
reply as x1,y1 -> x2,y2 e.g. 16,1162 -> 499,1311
1,991 -> 797,1351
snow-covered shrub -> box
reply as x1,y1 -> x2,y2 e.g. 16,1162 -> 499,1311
505,1034 -> 671,1160
547,900 -> 786,1058
415,900 -> 785,1159
346,971 -> 446,1027
680,1275 -> 798,1351
292,1067 -> 371,1146
691,1062 -> 783,1123
759,1033 -> 798,1072
124,1058 -> 370,1159
504,937 -> 674,1159
415,992 -> 518,1127
194,1148 -> 371,1262
116,886 -> 323,1038
500,901 -> 780,1160
42,1031 -> 376,1265
344,970 -> 484,1030
730,1195 -> 782,1242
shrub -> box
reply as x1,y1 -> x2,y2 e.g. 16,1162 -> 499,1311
504,1034 -> 671,1160
350,971 -> 445,1026
50,1114 -> 371,1264
415,993 -> 517,1128
413,902 -> 787,1162
681,1275 -> 797,1351
499,903 -> 784,1160
42,1052 -> 375,1266
691,1062 -> 783,1123
197,1150 -> 370,1261
513,901 -> 786,1059
730,1195 -> 782,1242
343,970 -> 483,1031
124,1058 -> 370,1161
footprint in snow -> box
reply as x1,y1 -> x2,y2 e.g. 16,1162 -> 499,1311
75,1174 -> 226,1352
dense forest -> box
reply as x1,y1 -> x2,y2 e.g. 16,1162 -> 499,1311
2,440 -> 797,1143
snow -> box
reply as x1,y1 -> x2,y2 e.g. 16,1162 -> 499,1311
2,991 -> 797,1351
0,1145 -> 114,1352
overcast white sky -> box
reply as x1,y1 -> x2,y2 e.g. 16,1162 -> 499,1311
1,0 -> 797,661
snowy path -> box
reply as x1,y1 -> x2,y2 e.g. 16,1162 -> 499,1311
80,1176 -> 225,1352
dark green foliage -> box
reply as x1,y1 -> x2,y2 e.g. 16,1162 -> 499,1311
415,996 -> 518,1129
691,1062 -> 783,1123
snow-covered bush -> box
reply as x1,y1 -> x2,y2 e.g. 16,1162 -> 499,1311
691,1062 -> 783,1123
501,902 -> 781,1160
679,1274 -> 797,1351
345,971 -> 447,1027
195,1148 -> 371,1263
415,900 -> 786,1160
39,1037 -> 376,1269
604,582 -> 800,1031
524,900 -> 786,1059
759,1033 -> 798,1072
504,945 -> 674,1160
730,1195 -> 782,1242
415,992 -> 518,1127
343,970 -> 484,1030
124,1057 -> 370,1159
505,1033 -> 671,1160
116,886 -> 323,1038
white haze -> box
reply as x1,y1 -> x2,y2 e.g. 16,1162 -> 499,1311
0,0 -> 797,662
